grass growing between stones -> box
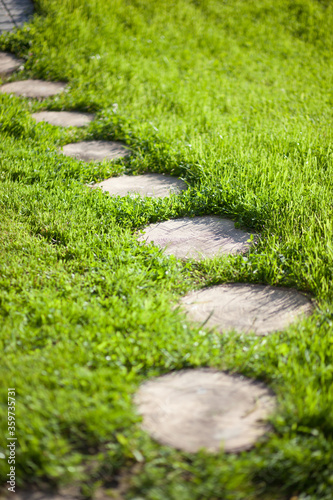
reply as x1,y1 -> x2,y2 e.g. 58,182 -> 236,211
0,0 -> 333,498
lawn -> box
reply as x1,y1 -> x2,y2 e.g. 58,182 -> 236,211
0,0 -> 333,498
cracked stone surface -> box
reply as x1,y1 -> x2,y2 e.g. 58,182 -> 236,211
181,283 -> 313,335
0,52 -> 23,75
135,369 -> 275,453
137,216 -> 254,259
0,79 -> 66,98
0,0 -> 34,33
94,173 -> 187,198
32,111 -> 94,127
61,140 -> 130,162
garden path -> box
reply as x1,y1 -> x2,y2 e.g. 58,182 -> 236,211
0,5 -> 315,480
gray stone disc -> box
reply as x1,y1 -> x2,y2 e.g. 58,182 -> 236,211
137,216 -> 253,259
181,283 -> 313,335
94,173 -> 187,198
31,111 -> 94,128
0,0 -> 34,34
135,369 -> 275,453
0,52 -> 23,76
61,141 -> 130,162
0,79 -> 66,98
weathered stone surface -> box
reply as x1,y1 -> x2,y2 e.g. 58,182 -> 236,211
181,283 -> 313,335
32,111 -> 94,128
94,173 -> 187,198
135,369 -> 275,453
0,4 -> 14,33
61,141 -> 130,162
137,216 -> 253,259
0,17 -> 14,33
0,0 -> 34,33
0,79 -> 66,98
0,52 -> 23,75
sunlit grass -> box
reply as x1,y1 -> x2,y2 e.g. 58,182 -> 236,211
0,0 -> 332,498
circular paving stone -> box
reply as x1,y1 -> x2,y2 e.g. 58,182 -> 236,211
0,79 -> 66,98
94,173 -> 187,198
31,111 -> 94,127
61,140 -> 130,162
135,369 -> 275,453
137,216 -> 253,259
0,52 -> 23,76
181,283 -> 313,335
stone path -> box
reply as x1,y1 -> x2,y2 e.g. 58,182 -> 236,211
0,8 -> 314,474
0,0 -> 34,33
180,283 -> 313,335
61,140 -> 130,163
32,111 -> 94,127
137,216 -> 253,259
0,51 -> 23,75
135,369 -> 275,453
0,79 -> 66,98
93,173 -> 187,198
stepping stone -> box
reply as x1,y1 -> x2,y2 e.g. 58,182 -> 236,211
0,18 -> 14,33
31,111 -> 94,128
0,79 -> 66,98
94,173 -> 187,198
61,140 -> 130,162
137,216 -> 253,259
135,369 -> 275,453
181,283 -> 313,335
0,52 -> 23,76
0,4 -> 13,32
0,0 -> 34,31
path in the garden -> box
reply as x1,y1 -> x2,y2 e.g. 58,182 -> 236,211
0,0 -> 33,33
0,68 -> 313,451
0,15 -> 313,489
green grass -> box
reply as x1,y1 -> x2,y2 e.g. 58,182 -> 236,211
0,0 -> 333,498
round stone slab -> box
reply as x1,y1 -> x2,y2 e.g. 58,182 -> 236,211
135,369 -> 275,453
31,111 -> 94,128
181,283 -> 313,335
137,216 -> 253,259
94,173 -> 187,198
61,140 -> 130,162
0,52 -> 23,76
0,79 -> 66,98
